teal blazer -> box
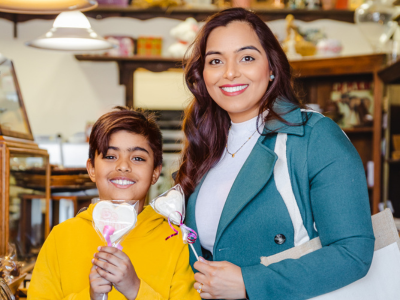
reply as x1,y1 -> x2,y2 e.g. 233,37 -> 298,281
185,102 -> 375,300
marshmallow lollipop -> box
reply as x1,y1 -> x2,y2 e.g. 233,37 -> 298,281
92,201 -> 138,248
153,189 -> 185,224
150,185 -> 199,260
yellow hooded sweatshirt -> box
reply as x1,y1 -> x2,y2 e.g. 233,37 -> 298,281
28,204 -> 200,300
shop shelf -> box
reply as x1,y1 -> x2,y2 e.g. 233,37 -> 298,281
343,127 -> 374,134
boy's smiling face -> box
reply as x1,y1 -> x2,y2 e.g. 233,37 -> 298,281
87,130 -> 161,211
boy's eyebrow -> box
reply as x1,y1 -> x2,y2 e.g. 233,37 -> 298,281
108,146 -> 149,154
205,46 -> 261,57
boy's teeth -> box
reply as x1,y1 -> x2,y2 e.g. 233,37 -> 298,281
111,179 -> 134,186
221,85 -> 248,93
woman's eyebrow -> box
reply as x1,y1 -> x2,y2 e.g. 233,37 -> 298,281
205,50 -> 221,57
236,45 -> 261,53
205,46 -> 261,57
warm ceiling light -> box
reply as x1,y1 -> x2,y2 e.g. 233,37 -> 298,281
0,0 -> 98,14
26,11 -> 114,51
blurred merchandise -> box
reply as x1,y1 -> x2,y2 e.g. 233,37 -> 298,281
167,18 -> 199,58
299,28 -> 326,44
306,0 -> 320,9
367,161 -> 374,187
97,0 -> 130,4
0,244 -> 22,285
282,15 -> 317,57
389,26 -> 400,64
185,0 -> 213,7
348,0 -> 363,10
0,278 -> 15,300
355,0 -> 399,52
392,134 -> 400,159
132,0 -> 182,8
316,39 -> 343,56
232,0 -> 252,7
392,134 -> 400,150
137,37 -> 163,56
104,36 -> 135,56
321,0 -> 336,9
335,0 -> 348,9
329,81 -> 374,128
284,29 -> 302,60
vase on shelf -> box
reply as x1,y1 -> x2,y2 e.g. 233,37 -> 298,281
354,0 -> 400,52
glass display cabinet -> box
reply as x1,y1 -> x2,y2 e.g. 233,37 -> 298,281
0,56 -> 50,264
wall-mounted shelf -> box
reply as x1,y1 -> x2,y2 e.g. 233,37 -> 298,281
343,127 -> 374,134
1,6 -> 355,37
378,59 -> 400,84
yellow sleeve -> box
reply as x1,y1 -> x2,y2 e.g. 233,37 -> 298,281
135,245 -> 200,300
27,230 -> 90,300
135,279 -> 164,300
169,245 -> 201,300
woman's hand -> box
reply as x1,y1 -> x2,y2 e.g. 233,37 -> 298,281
93,246 -> 140,300
193,257 -> 246,299
89,265 -> 112,300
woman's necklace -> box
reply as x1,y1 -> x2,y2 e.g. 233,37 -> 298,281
225,126 -> 259,158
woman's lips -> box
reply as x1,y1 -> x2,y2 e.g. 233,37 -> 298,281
109,178 -> 135,189
220,84 -> 249,96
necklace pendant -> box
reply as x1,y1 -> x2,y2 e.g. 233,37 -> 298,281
232,153 -> 235,158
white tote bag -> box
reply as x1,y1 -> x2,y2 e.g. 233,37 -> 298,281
261,133 -> 400,300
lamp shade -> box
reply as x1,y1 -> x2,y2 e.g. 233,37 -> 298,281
0,0 -> 98,14
26,11 -> 114,51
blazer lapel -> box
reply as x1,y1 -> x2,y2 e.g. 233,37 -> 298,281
214,136 -> 278,250
185,173 -> 208,263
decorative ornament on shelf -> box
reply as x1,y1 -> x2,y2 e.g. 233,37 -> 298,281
132,0 -> 183,8
355,0 -> 400,52
282,15 -> 317,58
316,39 -> 343,56
167,18 -> 199,58
0,0 -> 97,14
26,11 -> 114,51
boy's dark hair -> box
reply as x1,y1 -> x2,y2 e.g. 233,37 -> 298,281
89,106 -> 163,168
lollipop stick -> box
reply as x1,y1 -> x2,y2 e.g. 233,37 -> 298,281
190,243 -> 199,261
102,293 -> 108,300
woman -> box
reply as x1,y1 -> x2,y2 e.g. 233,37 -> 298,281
175,7 -> 375,300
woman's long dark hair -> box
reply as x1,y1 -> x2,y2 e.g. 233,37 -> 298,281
176,8 -> 305,198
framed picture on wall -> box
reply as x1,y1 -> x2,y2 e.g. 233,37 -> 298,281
329,81 -> 374,128
0,56 -> 33,140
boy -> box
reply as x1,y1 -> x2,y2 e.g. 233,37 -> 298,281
28,107 -> 200,300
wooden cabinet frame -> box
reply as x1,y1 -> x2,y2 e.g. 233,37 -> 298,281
0,137 -> 50,256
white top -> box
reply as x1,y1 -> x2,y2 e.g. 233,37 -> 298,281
195,114 -> 265,254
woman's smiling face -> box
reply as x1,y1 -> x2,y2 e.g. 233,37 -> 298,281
203,21 -> 272,123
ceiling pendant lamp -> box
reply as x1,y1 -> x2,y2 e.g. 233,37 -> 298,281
26,11 -> 114,51
0,0 -> 98,14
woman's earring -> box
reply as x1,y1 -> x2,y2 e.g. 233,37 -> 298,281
270,74 -> 275,81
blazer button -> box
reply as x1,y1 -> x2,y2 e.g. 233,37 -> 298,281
274,234 -> 286,245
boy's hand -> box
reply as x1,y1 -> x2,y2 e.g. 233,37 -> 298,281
89,265 -> 112,300
93,246 -> 141,300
